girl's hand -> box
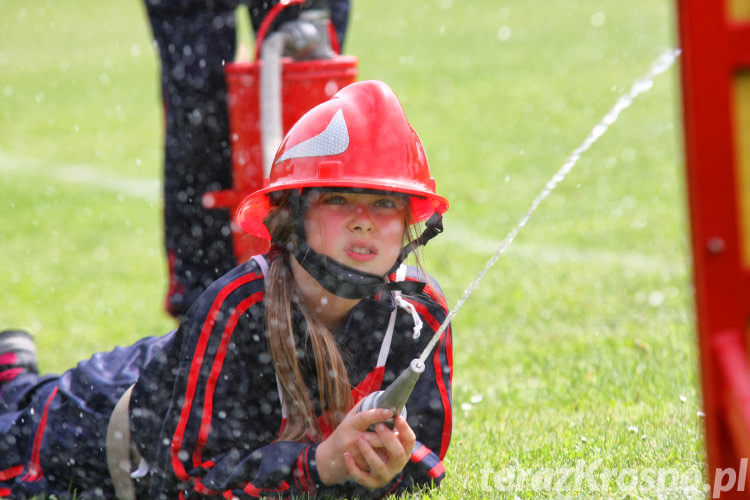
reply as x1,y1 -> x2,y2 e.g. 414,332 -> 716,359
315,406 -> 415,489
344,415 -> 416,489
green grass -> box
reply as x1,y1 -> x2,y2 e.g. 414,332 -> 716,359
0,0 -> 703,497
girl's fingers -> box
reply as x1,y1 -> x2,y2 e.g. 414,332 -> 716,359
356,436 -> 390,480
393,415 -> 416,450
343,451 -> 368,482
374,422 -> 405,459
352,408 -> 393,431
344,448 -> 381,489
360,430 -> 386,449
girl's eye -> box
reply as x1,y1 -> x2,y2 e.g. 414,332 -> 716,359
373,198 -> 397,209
323,194 -> 347,205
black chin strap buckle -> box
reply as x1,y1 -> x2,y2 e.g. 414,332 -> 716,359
400,212 -> 444,262
417,212 -> 444,247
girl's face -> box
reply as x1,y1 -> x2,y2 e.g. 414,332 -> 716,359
304,190 -> 408,276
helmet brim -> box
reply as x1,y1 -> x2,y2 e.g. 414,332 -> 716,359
236,184 -> 449,239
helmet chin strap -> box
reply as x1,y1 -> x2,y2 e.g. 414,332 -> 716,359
285,190 -> 440,300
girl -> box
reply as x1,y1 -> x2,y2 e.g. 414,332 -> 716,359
0,80 -> 453,499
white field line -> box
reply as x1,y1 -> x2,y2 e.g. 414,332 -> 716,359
442,224 -> 684,275
0,150 -> 160,202
1,150 -> 682,274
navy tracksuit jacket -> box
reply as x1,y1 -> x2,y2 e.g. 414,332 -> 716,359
0,256 -> 453,498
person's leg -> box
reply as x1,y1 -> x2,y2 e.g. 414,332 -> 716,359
328,0 -> 350,49
0,330 -> 47,413
144,0 -> 239,317
0,330 -> 37,379
0,331 -> 178,497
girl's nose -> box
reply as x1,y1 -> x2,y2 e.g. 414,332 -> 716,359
348,204 -> 373,232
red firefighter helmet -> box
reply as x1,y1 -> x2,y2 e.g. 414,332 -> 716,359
235,80 -> 449,239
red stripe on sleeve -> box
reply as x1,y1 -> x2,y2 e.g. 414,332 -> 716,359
410,444 -> 430,463
22,387 -> 58,482
428,461 -> 446,479
432,331 -> 452,460
192,291 -> 264,467
294,449 -> 309,492
409,300 -> 453,460
406,300 -> 453,459
243,481 -> 262,497
384,474 -> 403,495
0,464 -> 24,481
302,445 -> 318,493
242,480 -> 290,497
193,480 -> 218,495
422,283 -> 448,310
170,272 -> 261,482
407,299 -> 442,333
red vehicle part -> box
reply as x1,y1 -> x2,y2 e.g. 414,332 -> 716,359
203,3 -> 358,260
676,0 -> 750,495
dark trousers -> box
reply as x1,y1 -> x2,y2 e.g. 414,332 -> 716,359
0,333 -> 176,498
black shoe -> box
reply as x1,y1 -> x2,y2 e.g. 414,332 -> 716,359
0,330 -> 38,380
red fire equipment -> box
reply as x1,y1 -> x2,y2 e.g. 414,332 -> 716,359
203,1 -> 357,260
676,0 -> 750,496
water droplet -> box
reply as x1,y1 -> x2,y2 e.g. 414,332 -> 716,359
590,12 -> 606,27
648,291 -> 664,307
324,80 -> 339,96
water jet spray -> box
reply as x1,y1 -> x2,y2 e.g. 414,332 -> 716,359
360,48 -> 681,424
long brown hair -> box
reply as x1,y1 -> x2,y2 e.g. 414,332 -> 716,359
263,191 -> 422,442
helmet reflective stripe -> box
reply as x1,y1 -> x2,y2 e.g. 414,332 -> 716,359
276,109 -> 349,163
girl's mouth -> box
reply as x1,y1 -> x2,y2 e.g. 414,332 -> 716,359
346,245 -> 376,261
